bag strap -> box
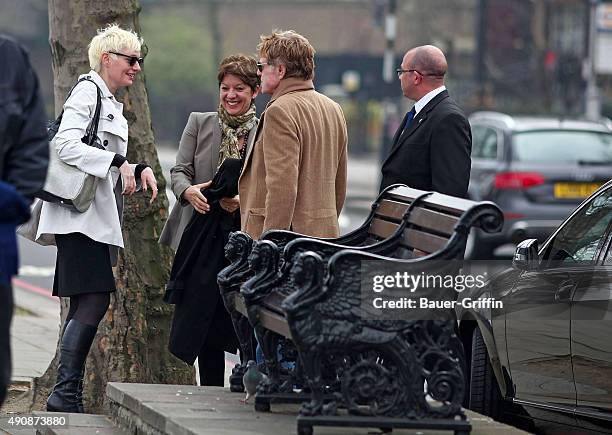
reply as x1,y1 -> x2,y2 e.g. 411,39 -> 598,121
82,78 -> 103,146
54,77 -> 103,147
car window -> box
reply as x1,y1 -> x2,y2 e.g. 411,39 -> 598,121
471,125 -> 498,160
542,188 -> 612,267
513,130 -> 612,164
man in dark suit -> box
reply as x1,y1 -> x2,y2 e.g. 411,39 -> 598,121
0,35 -> 48,407
380,45 -> 471,198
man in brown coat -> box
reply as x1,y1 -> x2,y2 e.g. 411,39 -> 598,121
239,30 -> 348,240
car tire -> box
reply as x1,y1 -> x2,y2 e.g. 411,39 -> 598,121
469,328 -> 503,420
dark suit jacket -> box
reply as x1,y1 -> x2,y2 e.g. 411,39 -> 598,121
380,90 -> 472,198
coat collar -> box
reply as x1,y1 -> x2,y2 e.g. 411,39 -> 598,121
397,89 -> 449,142
212,113 -> 222,175
239,78 -> 313,180
239,115 -> 261,177
79,70 -> 114,99
384,90 -> 450,164
268,77 -> 314,106
414,85 -> 446,116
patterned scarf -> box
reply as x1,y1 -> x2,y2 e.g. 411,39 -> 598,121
217,101 -> 257,169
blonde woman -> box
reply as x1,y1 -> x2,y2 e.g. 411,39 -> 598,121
37,24 -> 157,413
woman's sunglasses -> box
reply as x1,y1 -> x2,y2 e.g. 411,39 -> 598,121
109,51 -> 144,67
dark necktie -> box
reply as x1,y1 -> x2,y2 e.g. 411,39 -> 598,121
402,106 -> 416,135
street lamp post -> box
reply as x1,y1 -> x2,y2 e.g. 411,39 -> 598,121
380,0 -> 398,168
585,0 -> 601,120
383,0 -> 397,83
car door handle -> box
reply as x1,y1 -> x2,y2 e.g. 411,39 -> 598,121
555,280 -> 577,303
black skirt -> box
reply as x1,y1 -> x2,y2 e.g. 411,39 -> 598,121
53,232 -> 116,297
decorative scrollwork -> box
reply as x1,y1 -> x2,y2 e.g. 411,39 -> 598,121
341,360 -> 402,416
424,366 -> 464,416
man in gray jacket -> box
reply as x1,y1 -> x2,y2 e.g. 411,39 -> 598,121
0,35 -> 48,406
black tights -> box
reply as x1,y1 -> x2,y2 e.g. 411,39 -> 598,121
66,293 -> 110,327
197,305 -> 227,386
198,346 -> 225,387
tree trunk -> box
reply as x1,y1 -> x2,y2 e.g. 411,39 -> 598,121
32,0 -> 195,413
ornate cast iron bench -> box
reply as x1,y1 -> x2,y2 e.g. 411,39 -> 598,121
283,191 -> 503,434
217,183 -> 426,392
221,185 -> 503,435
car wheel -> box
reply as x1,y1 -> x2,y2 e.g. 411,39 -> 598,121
469,328 -> 503,419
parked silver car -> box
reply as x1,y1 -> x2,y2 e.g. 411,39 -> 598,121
467,112 -> 612,259
458,180 -> 612,433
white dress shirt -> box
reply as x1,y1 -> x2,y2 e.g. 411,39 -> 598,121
414,85 -> 446,116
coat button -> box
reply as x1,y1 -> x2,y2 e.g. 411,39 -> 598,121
108,114 -> 114,120
103,140 -> 108,146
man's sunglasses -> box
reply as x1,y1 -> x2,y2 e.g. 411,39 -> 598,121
256,61 -> 272,72
396,68 -> 443,78
109,51 -> 144,67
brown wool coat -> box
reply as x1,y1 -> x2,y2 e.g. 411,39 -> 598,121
239,78 -> 348,240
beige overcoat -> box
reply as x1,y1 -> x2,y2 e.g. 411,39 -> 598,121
159,112 -> 258,250
239,78 -> 348,240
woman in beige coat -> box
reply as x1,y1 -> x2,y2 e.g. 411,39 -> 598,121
160,54 -> 259,385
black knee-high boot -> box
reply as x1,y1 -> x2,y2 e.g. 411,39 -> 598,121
57,319 -> 84,413
46,319 -> 97,412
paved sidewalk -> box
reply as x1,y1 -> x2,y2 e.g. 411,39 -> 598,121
106,383 -> 531,435
10,283 -> 59,383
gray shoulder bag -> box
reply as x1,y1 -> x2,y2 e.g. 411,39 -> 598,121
38,77 -> 103,212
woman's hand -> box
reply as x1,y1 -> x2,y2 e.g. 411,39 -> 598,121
183,181 -> 212,214
220,195 -> 240,213
119,161 -> 136,195
141,167 -> 158,204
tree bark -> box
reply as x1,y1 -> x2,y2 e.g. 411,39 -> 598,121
32,0 -> 195,413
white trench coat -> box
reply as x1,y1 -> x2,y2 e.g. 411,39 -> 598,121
36,70 -> 136,249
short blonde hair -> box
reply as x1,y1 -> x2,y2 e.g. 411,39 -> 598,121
88,23 -> 143,72
258,30 -> 315,80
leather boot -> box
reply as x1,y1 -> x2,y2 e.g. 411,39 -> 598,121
56,319 -> 85,413
75,367 -> 85,413
46,319 -> 96,413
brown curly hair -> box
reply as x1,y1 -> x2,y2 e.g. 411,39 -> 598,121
257,30 -> 315,80
217,54 -> 260,92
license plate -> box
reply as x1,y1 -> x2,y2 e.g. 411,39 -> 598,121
554,182 -> 601,199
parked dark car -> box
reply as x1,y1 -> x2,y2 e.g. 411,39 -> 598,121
467,112 -> 612,259
457,180 -> 612,433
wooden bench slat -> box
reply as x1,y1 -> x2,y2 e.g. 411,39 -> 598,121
407,208 -> 458,236
373,203 -> 458,237
369,219 -> 399,239
401,228 -> 448,253
259,308 -> 293,339
375,199 -> 411,222
388,186 -> 474,216
235,294 -> 292,338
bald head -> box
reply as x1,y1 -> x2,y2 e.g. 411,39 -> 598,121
399,45 -> 447,100
407,45 -> 447,80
